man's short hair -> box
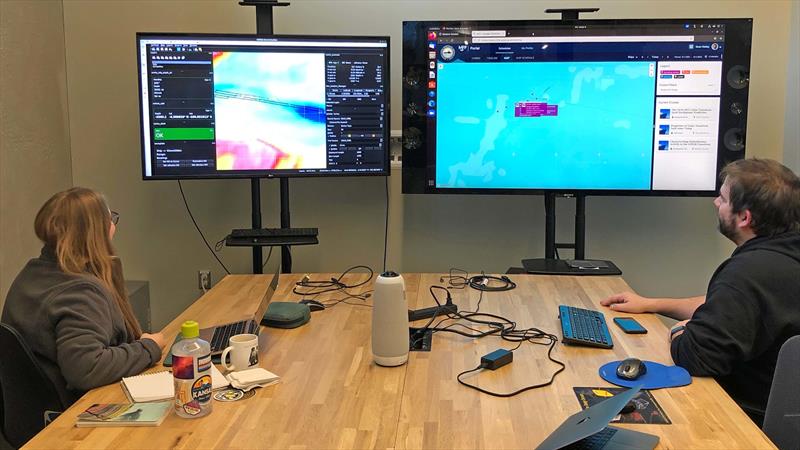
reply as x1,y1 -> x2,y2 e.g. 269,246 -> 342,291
720,158 -> 800,236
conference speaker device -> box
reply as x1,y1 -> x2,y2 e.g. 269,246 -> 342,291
371,271 -> 409,366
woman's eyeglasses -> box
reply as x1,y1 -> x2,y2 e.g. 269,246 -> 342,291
110,211 -> 120,225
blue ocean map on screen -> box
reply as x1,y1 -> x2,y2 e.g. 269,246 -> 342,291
435,61 -> 656,190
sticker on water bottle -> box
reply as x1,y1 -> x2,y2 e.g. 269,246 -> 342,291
182,399 -> 201,416
173,355 -> 194,379
197,354 -> 211,373
192,375 -> 213,403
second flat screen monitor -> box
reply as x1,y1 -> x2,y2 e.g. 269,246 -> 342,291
137,34 -> 390,180
402,19 -> 753,195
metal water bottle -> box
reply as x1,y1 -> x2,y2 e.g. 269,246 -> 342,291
371,271 -> 409,366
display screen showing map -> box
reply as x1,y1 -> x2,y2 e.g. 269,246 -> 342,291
402,19 -> 752,194
436,61 -> 656,189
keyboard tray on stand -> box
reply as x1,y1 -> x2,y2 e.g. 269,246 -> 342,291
225,228 -> 319,247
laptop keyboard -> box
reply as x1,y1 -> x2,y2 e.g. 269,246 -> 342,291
562,427 -> 618,450
210,321 -> 248,352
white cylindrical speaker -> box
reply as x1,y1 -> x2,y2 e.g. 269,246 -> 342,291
371,271 -> 409,366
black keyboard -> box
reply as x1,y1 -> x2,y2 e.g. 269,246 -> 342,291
558,305 -> 614,349
562,427 -> 618,450
230,227 -> 318,238
210,320 -> 254,352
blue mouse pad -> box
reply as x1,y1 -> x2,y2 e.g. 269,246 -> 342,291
599,360 -> 691,389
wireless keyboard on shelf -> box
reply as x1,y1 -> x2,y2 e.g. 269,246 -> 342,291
226,228 -> 319,247
230,227 -> 318,238
558,305 -> 614,349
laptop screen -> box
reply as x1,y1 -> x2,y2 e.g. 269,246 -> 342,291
253,267 -> 280,323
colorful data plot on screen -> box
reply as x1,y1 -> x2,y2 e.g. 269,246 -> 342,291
212,51 -> 327,171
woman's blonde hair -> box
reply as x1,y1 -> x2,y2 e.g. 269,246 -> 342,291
34,187 -> 143,338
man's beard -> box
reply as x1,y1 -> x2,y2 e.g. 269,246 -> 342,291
718,214 -> 739,243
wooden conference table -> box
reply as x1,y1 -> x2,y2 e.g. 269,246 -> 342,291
25,273 -> 774,449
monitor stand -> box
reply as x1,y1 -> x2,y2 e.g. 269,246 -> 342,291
521,258 -> 621,276
521,193 -> 621,276
236,1 -> 295,275
521,7 -> 619,276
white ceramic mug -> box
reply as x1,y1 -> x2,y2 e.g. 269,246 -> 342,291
220,334 -> 259,372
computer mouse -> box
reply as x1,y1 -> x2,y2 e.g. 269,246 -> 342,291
616,357 -> 647,380
298,299 -> 325,312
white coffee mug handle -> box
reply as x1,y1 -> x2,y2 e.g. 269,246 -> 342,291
220,346 -> 236,371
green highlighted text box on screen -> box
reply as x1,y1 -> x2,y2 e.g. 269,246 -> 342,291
153,128 -> 214,140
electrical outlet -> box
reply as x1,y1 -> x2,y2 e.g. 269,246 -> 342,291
198,270 -> 211,290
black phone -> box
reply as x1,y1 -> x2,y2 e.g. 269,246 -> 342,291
613,317 -> 648,334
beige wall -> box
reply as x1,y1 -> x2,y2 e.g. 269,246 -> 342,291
2,1 -> 792,329
785,1 -> 799,173
0,0 -> 73,313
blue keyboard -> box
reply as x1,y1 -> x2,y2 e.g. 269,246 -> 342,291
558,305 -> 614,349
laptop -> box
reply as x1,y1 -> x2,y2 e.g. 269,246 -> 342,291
535,386 -> 659,450
198,267 -> 280,355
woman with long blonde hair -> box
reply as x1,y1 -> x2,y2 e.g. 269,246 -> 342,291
2,187 -> 165,407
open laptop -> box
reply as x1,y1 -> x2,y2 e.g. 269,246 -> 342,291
198,266 -> 279,355
535,386 -> 659,450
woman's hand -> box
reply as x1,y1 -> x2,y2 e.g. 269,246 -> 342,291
141,332 -> 166,350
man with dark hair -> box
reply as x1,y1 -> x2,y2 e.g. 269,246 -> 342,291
601,158 -> 800,426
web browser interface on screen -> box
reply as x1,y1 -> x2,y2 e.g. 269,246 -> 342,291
425,23 -> 726,191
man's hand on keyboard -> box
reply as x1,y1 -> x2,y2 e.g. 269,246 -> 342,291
600,292 -> 653,314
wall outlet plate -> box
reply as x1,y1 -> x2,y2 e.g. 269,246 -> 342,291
198,270 -> 211,290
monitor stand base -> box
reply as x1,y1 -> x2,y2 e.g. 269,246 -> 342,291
521,258 -> 621,276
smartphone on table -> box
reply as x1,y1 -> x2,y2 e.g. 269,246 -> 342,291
613,317 -> 648,334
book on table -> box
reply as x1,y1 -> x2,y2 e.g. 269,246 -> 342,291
76,401 -> 171,427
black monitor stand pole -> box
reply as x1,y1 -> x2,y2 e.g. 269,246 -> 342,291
521,193 -> 620,275
520,8 -> 621,276
240,1 -> 291,275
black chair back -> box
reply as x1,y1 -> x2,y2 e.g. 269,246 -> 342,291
0,323 -> 64,449
763,334 -> 800,450
0,379 -> 6,448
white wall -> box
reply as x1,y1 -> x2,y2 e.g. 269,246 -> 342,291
0,1 -> 73,313
3,0 -> 790,329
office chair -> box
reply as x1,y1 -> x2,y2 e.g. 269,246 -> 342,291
0,379 -> 6,449
0,323 -> 64,449
763,335 -> 800,450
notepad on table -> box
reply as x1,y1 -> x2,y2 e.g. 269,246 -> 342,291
121,365 -> 229,402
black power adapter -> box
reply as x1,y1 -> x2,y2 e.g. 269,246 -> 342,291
480,349 -> 513,370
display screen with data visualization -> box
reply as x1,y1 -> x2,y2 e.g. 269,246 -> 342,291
402,19 -> 752,195
137,33 -> 389,179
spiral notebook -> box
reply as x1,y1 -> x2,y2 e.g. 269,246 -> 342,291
121,365 -> 229,402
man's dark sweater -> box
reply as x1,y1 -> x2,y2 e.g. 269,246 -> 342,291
1,247 -> 161,408
671,231 -> 800,424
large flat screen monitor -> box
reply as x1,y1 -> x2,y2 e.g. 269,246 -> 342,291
402,19 -> 752,195
137,33 -> 390,179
